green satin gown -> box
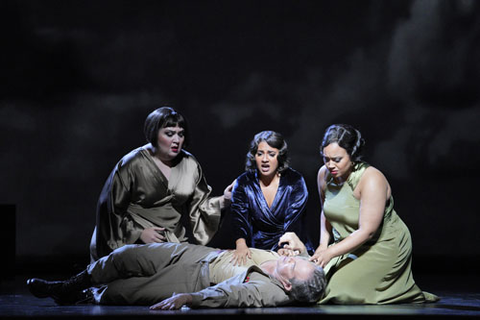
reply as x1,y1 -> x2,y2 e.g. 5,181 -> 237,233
319,162 -> 439,304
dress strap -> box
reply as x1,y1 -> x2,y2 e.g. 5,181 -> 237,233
346,162 -> 370,190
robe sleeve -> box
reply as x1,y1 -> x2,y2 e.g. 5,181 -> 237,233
230,177 -> 252,245
189,271 -> 291,308
187,162 -> 224,245
282,174 -> 308,234
91,164 -> 143,260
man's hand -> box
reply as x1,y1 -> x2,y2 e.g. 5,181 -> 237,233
150,293 -> 192,310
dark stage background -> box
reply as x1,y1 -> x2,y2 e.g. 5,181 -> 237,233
1,0 -> 479,273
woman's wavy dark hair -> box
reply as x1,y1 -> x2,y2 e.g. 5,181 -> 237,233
320,124 -> 365,162
144,106 -> 189,148
245,131 -> 289,174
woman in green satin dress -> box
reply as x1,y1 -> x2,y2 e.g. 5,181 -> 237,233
315,124 -> 438,304
281,124 -> 438,304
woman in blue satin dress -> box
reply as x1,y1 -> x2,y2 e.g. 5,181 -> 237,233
230,131 -> 313,265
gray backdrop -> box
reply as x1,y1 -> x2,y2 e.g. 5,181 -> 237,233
1,0 -> 479,266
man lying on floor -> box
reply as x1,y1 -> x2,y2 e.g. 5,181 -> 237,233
27,242 -> 326,309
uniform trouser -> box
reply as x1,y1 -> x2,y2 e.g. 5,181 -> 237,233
87,242 -> 219,305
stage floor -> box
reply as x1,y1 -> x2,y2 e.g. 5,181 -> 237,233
1,272 -> 480,319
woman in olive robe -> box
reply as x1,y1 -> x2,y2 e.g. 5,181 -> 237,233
90,107 -> 233,261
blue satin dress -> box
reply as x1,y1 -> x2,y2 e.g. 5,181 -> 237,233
231,167 -> 313,253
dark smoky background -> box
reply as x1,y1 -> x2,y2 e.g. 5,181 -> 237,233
1,0 -> 479,270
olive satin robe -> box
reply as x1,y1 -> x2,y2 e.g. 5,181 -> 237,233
90,146 -> 224,261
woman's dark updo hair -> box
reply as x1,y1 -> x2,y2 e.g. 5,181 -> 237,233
245,131 -> 290,174
320,124 -> 365,162
144,106 -> 189,148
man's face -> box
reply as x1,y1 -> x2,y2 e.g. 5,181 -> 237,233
274,256 -> 315,290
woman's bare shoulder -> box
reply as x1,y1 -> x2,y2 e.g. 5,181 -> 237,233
359,165 -> 390,194
317,165 -> 328,189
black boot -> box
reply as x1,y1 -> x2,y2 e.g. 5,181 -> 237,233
27,270 -> 92,305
